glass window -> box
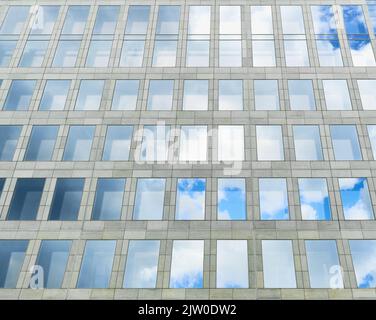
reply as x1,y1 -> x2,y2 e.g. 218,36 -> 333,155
251,6 -> 273,35
85,41 -> 112,67
323,80 -> 351,110
75,80 -> 104,111
262,240 -> 296,288
112,80 -> 139,111
102,125 -> 133,161
123,240 -> 160,288
52,41 -> 80,67
19,41 -> 48,67
220,6 -> 241,34
358,80 -> 376,110
219,41 -> 242,67
293,126 -> 323,160
35,240 -> 72,289
305,240 -> 343,288
0,6 -> 30,34
218,125 -> 244,161
62,6 -> 90,34
370,5 -> 376,35
24,125 -> 58,161
0,41 -> 16,67
156,6 -> 180,35
39,80 -> 70,111
186,41 -> 209,67
92,178 -> 125,220
120,41 -> 145,67
252,40 -> 276,67
179,126 -> 207,161
339,178 -> 374,220
0,240 -> 28,288
147,80 -> 173,111
7,178 -> 45,220
367,125 -> 376,159
140,125 -> 170,161
218,80 -> 243,111
93,6 -> 119,34
256,126 -> 284,161
176,178 -> 205,220
183,80 -> 208,110
133,179 -> 165,220
125,6 -> 150,34
281,6 -> 305,34
330,125 -> 362,160
0,125 -> 22,161
217,240 -> 248,288
3,80 -> 36,111
342,5 -> 369,35
170,240 -> 204,288
284,40 -> 309,67
311,5 -> 337,35
259,178 -> 289,220
315,39 -> 343,67
63,126 -> 95,161
188,6 -> 210,35
218,178 -> 246,220
77,240 -> 116,288
30,6 -> 59,35
152,41 -> 177,67
254,80 -> 279,111
48,178 -> 84,221
349,240 -> 376,288
288,80 -> 315,111
0,179 -> 4,196
298,178 -> 331,220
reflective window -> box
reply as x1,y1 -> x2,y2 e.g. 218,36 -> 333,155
179,126 -> 207,161
183,80 -> 208,111
188,6 -> 210,35
35,240 -> 72,288
369,5 -> 376,35
262,240 -> 296,288
170,240 -> 204,288
77,240 -> 116,288
219,40 -> 242,67
19,40 -> 48,67
298,178 -> 331,220
349,240 -> 376,288
0,240 -> 28,288
252,40 -> 276,67
217,240 -> 248,288
75,80 -> 104,111
367,125 -> 376,159
24,125 -> 58,161
218,80 -> 243,111
0,179 -> 4,196
0,6 -> 30,34
176,178 -> 205,220
186,41 -> 209,67
39,80 -> 70,111
220,6 -> 241,34
92,178 -> 125,220
315,39 -> 343,66
305,240 -> 343,288
256,126 -> 284,161
93,6 -> 119,34
156,6 -> 180,34
259,178 -> 289,220
147,80 -> 174,111
3,80 -> 36,111
254,80 -> 279,110
112,80 -> 139,111
339,178 -> 374,220
323,80 -> 351,110
30,6 -> 59,35
358,80 -> 376,110
251,6 -> 273,34
52,41 -> 80,67
284,40 -> 309,66
140,125 -> 170,161
288,80 -> 315,111
120,41 -> 145,67
125,6 -> 150,34
86,41 -> 112,67
102,125 -> 133,161
62,6 -> 90,34
330,125 -> 362,160
133,179 -> 165,220
281,6 -> 305,34
0,126 -> 22,161
48,178 -> 84,221
152,41 -> 177,67
123,240 -> 160,288
63,126 -> 95,161
218,125 -> 244,161
0,41 -> 16,67
7,178 -> 45,220
218,178 -> 246,220
293,126 -> 323,161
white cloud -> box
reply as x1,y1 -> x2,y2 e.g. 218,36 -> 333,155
218,209 -> 231,220
301,204 -> 318,220
260,190 -> 288,219
339,178 -> 361,190
176,191 -> 205,220
344,186 -> 373,220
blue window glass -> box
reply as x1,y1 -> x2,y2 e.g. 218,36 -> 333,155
24,125 -> 58,161
30,6 -> 59,35
293,125 -> 323,161
125,6 -> 150,34
92,178 -> 125,220
139,125 -> 170,162
323,80 -> 351,110
254,80 -> 279,111
0,41 -> 16,67
120,41 -> 145,67
369,5 -> 376,35
63,126 -> 95,161
75,80 -> 104,111
0,178 -> 5,196
52,41 -> 81,67
112,80 -> 139,110
102,126 -> 133,161
62,6 -> 90,35
7,178 -> 45,220
0,6 -> 30,34
176,178 -> 206,220
311,5 -> 338,35
3,80 -> 36,111
349,240 -> 376,288
147,80 -> 174,111
93,6 -> 119,34
156,6 -> 180,35
342,5 -> 369,34
39,80 -> 70,111
330,125 -> 362,160
186,41 -> 209,67
152,41 -> 177,67
219,80 -> 243,111
19,40 -> 48,67
183,80 -> 208,110
288,80 -> 316,111
48,178 -> 84,221
368,125 -> 376,160
0,125 -> 22,161
85,41 -> 112,67
77,240 -> 116,288
259,178 -> 289,220
218,178 -> 246,220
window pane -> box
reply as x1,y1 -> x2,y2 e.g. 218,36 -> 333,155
256,126 -> 284,160
3,80 -> 36,111
254,80 -> 279,110
251,6 -> 273,34
0,179 -> 4,196
133,179 -> 165,220
75,80 -> 104,111
120,41 -> 145,67
93,6 -> 119,34
183,80 -> 208,111
156,6 -> 180,35
0,6 -> 30,34
330,125 -> 362,160
39,80 -> 70,111
370,5 -> 376,35
52,41 -> 80,67
170,240 -> 204,288
140,125 -> 170,161
367,125 -> 376,159
281,6 -> 305,34
218,80 -> 243,111
342,5 -> 368,35
0,41 -> 16,67
24,125 -> 58,161
350,40 -> 376,66
298,178 -> 331,220
339,178 -> 374,220
7,178 -> 45,220
147,80 -> 173,111
125,6 -> 150,34
311,5 -> 338,35
284,40 -> 309,66
63,126 -> 95,161
218,178 -> 246,220
0,125 -> 22,161
220,6 -> 241,34
176,178 -> 205,220
85,41 -> 112,67
152,41 -> 177,67
262,240 -> 296,288
30,6 -> 59,35
316,39 -> 343,67
219,40 -> 242,67
112,80 -> 139,110
35,240 -> 72,288
0,240 -> 28,288
358,80 -> 376,110
77,240 -> 116,288
349,240 -> 376,288
102,125 -> 133,161
217,240 -> 248,288
186,41 -> 209,67
48,178 -> 84,221
252,40 -> 276,67
179,126 -> 207,161
288,80 -> 315,111
62,6 -> 89,34
293,125 -> 323,160
259,178 -> 289,220
123,240 -> 160,288
218,125 -> 244,161
323,80 -> 351,110
19,41 -> 48,67
188,6 -> 210,34
92,178 -> 125,220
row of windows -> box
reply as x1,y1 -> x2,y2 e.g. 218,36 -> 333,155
1,5 -> 376,67
1,239 -> 375,289
0,176 -> 374,221
2,78 -> 376,111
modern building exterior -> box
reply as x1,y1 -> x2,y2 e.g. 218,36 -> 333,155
0,0 -> 376,300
